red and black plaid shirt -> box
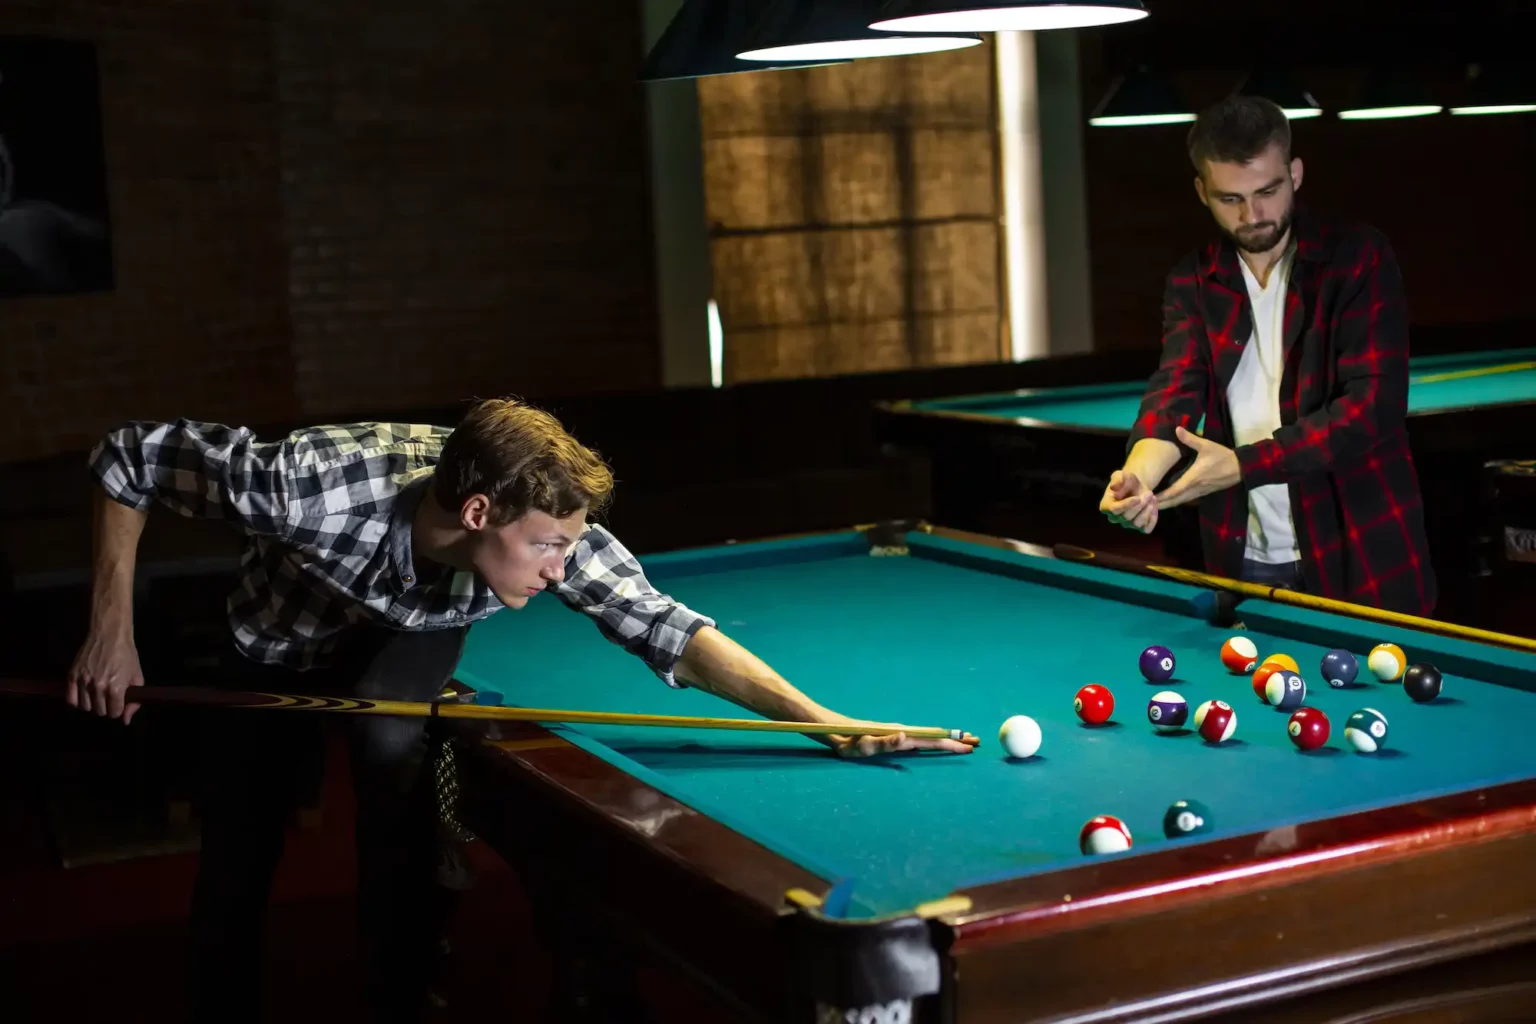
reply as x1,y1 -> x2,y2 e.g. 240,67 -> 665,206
1129,205 -> 1437,615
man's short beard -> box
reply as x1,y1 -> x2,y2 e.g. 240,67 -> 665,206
1226,201 -> 1294,254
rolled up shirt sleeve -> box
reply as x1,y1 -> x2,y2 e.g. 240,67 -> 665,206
88,419 -> 294,537
552,524 -> 716,688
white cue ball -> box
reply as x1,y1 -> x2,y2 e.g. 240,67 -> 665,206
999,715 -> 1042,759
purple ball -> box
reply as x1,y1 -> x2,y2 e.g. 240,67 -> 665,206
1147,690 -> 1189,731
1139,645 -> 1176,682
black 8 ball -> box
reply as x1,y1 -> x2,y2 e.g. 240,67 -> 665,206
1402,663 -> 1442,703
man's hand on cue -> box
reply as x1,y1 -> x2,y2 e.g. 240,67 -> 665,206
1155,426 -> 1241,509
813,714 -> 977,758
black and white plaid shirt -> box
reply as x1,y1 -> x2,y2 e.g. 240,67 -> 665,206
89,419 -> 715,685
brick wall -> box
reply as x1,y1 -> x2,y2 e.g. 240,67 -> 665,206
1,3 -> 293,463
1,0 -> 661,463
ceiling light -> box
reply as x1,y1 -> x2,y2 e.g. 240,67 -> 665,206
737,0 -> 982,63
869,0 -> 1147,33
641,0 -> 850,81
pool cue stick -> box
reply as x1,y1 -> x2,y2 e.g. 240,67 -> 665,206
1410,360 -> 1536,385
1052,544 -> 1536,655
0,678 -> 980,746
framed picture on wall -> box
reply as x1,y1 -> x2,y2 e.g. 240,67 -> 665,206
0,34 -> 112,298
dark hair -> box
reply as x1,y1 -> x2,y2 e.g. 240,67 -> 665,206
433,398 -> 614,525
1187,95 -> 1291,173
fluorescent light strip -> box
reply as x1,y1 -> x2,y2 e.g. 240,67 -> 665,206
1088,113 -> 1197,126
707,299 -> 724,388
1336,105 -> 1443,120
1449,103 -> 1536,115
872,5 -> 1147,32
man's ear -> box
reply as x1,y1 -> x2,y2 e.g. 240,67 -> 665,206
460,494 -> 491,531
1193,173 -> 1209,208
1290,156 -> 1304,192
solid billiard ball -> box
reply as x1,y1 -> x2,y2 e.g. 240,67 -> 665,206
1368,643 -> 1407,681
1265,669 -> 1307,711
1079,814 -> 1133,855
1074,684 -> 1115,724
998,715 -> 1043,758
1194,699 -> 1237,743
1345,708 -> 1390,752
1140,645 -> 1177,683
1162,799 -> 1213,838
1321,649 -> 1359,689
1146,690 -> 1189,731
1402,663 -> 1443,703
1251,662 -> 1285,703
1262,653 -> 1299,672
1220,636 -> 1258,674
1287,707 -> 1330,750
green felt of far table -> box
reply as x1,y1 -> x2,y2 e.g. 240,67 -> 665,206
909,347 -> 1536,432
450,527 -> 1536,920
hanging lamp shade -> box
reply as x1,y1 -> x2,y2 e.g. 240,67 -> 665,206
1337,68 -> 1442,120
868,0 -> 1146,32
1236,68 -> 1323,120
640,0 -> 850,81
736,0 -> 982,63
1088,67 -> 1194,126
1449,63 -> 1536,115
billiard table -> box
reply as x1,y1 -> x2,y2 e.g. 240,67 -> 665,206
439,522 -> 1536,1023
873,347 -> 1536,577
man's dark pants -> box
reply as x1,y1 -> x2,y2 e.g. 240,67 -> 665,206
187,625 -> 469,1023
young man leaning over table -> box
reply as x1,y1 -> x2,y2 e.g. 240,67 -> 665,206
66,398 -> 976,1023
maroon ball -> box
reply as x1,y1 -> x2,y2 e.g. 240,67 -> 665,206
1287,707 -> 1330,751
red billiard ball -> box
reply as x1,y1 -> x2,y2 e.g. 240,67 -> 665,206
1287,707 -> 1330,751
1194,699 -> 1237,743
1074,684 -> 1114,725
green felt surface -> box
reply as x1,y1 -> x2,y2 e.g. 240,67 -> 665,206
914,348 -> 1536,430
452,532 -> 1536,919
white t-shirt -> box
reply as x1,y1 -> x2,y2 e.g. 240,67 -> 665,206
1229,248 -> 1298,564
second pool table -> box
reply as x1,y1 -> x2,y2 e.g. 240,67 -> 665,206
874,347 -> 1536,577
440,522 -> 1536,1023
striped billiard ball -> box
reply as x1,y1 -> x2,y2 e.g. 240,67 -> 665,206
1265,670 -> 1307,711
1368,643 -> 1407,682
1345,708 -> 1390,753
1162,799 -> 1213,838
1146,691 -> 1189,731
1194,699 -> 1237,743
1079,814 -> 1132,855
1252,662 -> 1285,704
1220,636 -> 1258,674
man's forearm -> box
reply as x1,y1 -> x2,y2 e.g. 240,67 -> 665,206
674,626 -> 832,723
89,488 -> 147,633
1123,437 -> 1184,491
